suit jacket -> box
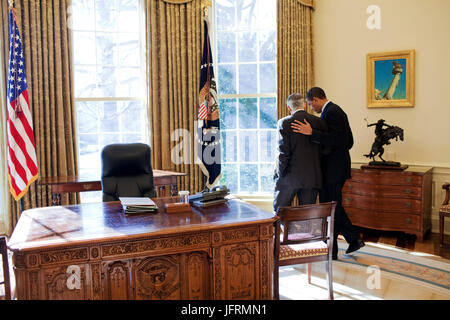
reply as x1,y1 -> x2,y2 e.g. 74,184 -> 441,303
311,102 -> 354,184
275,110 -> 327,189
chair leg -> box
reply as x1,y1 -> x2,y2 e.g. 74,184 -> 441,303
440,212 -> 444,247
325,260 -> 334,300
274,266 -> 279,300
307,263 -> 312,284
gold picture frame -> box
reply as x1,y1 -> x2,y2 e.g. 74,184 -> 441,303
366,49 -> 415,108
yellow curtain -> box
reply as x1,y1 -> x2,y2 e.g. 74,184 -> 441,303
0,0 -> 78,235
277,0 -> 315,120
146,0 -> 204,194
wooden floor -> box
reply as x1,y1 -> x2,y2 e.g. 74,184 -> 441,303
355,227 -> 450,260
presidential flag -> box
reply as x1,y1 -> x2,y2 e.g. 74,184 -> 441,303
6,4 -> 38,201
197,18 -> 221,189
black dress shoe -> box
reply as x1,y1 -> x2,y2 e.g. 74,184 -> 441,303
345,239 -> 365,254
332,255 -> 338,260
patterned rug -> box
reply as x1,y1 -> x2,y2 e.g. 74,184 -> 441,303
337,240 -> 450,292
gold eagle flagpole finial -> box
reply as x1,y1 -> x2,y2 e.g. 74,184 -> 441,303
201,0 -> 212,18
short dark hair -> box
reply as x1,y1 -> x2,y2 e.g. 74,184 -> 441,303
306,87 -> 327,100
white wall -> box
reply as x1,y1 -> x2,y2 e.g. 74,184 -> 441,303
314,0 -> 450,167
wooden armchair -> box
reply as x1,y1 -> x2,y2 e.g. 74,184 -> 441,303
274,201 -> 337,300
439,183 -> 450,246
0,236 -> 11,300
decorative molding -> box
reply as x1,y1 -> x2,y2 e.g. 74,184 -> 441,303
212,228 -> 259,245
260,240 -> 269,299
102,234 -> 210,257
162,0 -> 193,3
91,263 -> 101,300
40,248 -> 88,265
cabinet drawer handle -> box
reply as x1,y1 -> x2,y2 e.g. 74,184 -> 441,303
405,218 -> 412,224
346,197 -> 353,202
348,212 -> 353,217
405,189 -> 412,194
347,184 -> 353,189
405,202 -> 412,208
406,177 -> 412,183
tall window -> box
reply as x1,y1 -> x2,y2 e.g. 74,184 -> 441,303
71,0 -> 147,201
215,0 -> 277,194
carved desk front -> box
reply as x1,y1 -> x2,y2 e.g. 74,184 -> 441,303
8,197 -> 277,300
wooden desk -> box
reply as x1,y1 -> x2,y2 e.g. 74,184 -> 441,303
7,197 -> 276,300
39,169 -> 186,205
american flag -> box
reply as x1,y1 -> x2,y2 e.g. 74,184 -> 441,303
6,5 -> 38,201
197,18 -> 221,189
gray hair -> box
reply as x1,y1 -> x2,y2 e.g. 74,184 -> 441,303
286,93 -> 304,111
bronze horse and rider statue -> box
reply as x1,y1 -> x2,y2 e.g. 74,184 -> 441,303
364,119 -> 404,166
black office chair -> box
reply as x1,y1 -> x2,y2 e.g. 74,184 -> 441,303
101,143 -> 156,202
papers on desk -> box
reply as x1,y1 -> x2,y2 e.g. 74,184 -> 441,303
119,197 -> 158,214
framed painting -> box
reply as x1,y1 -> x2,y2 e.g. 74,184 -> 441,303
366,49 -> 415,108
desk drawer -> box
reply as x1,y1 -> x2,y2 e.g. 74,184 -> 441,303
350,170 -> 423,186
343,181 -> 422,199
346,208 -> 421,232
342,194 -> 422,214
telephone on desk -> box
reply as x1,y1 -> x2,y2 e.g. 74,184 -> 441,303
189,185 -> 230,207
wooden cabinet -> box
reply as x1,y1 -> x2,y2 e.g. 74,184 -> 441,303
8,198 -> 276,300
342,166 -> 432,241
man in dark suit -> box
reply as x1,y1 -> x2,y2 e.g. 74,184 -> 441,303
291,87 -> 365,260
273,93 -> 327,212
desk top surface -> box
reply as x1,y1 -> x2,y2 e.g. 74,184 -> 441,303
8,197 -> 276,252
38,169 -> 186,185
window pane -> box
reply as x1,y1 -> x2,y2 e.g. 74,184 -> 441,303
216,0 -> 235,30
219,98 -> 236,129
238,64 -> 257,94
118,34 -> 140,66
220,164 -> 238,193
260,130 -> 276,162
260,97 -> 276,129
118,0 -> 139,32
239,131 -> 258,162
260,164 -> 275,193
73,32 -> 96,65
76,101 -> 98,134
74,65 -> 97,97
97,67 -> 119,97
218,64 -> 236,94
256,0 -> 276,28
237,0 -> 257,30
100,102 -> 119,132
240,164 -> 258,193
238,98 -> 257,129
70,0 -> 95,31
95,0 -> 118,32
118,67 -> 141,97
221,131 -> 237,162
259,63 -> 276,93
238,32 -> 256,62
96,32 -> 118,66
120,101 -> 143,132
259,31 -> 276,61
217,32 -> 236,63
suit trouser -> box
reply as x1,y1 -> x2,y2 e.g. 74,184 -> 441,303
319,181 -> 360,257
273,187 -> 318,212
